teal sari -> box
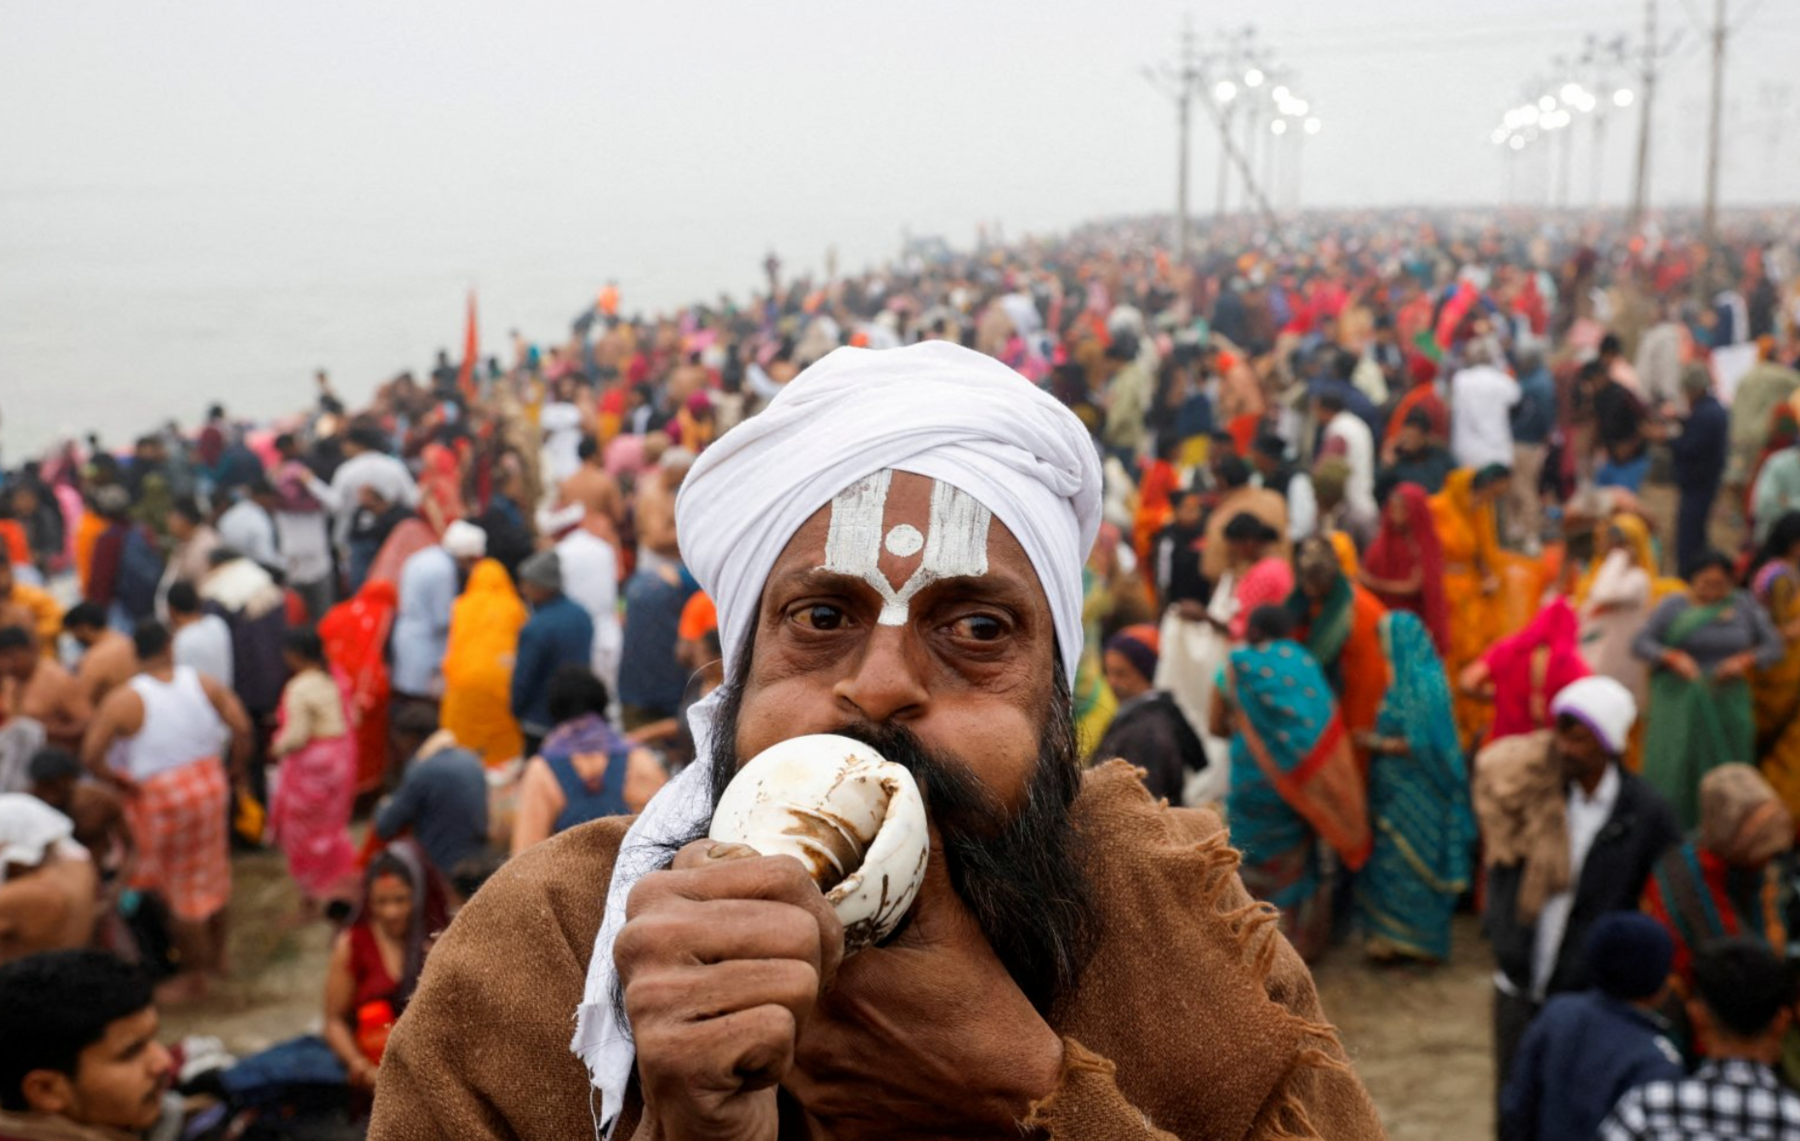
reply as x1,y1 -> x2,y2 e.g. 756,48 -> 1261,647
1225,639 -> 1372,961
1356,611 -> 1476,962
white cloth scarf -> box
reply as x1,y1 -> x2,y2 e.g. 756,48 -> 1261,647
572,340 -> 1102,1135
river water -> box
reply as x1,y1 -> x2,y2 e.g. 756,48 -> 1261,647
0,178 -> 913,460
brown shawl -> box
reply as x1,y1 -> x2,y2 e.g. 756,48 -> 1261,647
1472,730 -> 1569,924
369,762 -> 1382,1140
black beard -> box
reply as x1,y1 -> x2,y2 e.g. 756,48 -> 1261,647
699,658 -> 1099,1016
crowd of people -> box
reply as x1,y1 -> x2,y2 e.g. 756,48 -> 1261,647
5,204 -> 1800,1138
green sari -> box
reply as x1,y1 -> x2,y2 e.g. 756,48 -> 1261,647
1642,600 -> 1757,831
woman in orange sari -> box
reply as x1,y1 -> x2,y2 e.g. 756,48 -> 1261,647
439,559 -> 529,768
1430,466 -> 1543,749
1288,536 -> 1389,775
319,578 -> 399,793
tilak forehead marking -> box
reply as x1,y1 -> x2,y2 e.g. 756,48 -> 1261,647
821,471 -> 992,626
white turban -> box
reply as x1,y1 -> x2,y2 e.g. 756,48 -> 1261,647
1549,675 -> 1638,755
572,340 -> 1101,1134
0,794 -> 81,885
441,519 -> 487,560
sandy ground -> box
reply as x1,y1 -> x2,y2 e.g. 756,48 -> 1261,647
165,850 -> 1499,1138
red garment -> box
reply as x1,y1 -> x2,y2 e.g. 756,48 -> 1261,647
1480,597 -> 1591,743
0,521 -> 26,566
319,581 -> 398,793
1363,483 -> 1450,656
86,523 -> 128,606
350,922 -> 401,1009
1384,382 -> 1450,445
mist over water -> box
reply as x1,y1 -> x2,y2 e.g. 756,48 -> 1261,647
5,0 -> 1796,457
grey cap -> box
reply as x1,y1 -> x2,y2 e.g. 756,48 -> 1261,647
518,549 -> 563,592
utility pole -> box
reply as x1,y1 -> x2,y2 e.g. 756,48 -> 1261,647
1630,0 -> 1657,231
1143,19 -> 1202,261
1703,0 -> 1726,243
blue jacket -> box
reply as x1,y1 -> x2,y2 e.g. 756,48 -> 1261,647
1670,393 -> 1729,491
509,595 -> 596,735
1500,990 -> 1683,1141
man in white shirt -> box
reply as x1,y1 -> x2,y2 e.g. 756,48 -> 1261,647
1473,677 -> 1681,1112
391,521 -> 486,706
166,581 -> 234,690
1450,343 -> 1522,471
216,480 -> 282,574
1312,386 -> 1377,523
538,503 -> 623,697
318,425 -> 418,551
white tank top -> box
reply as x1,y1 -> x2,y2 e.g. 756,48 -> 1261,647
121,667 -> 227,781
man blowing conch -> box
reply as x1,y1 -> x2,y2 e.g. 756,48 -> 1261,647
371,342 -> 1383,1140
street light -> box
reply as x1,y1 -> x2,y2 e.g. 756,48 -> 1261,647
1271,84 -> 1291,102
1303,117 -> 1321,135
1244,67 -> 1264,88
1214,79 -> 1238,103
1509,135 -> 1526,151
1560,82 -> 1586,105
1272,119 -> 1289,135
1613,88 -> 1635,108
1538,95 -> 1558,113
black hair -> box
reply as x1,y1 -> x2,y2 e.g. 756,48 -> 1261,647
578,435 -> 601,463
170,497 -> 206,524
1246,604 -> 1294,642
1686,548 -> 1736,581
0,626 -> 30,653
1403,408 -> 1433,431
1214,454 -> 1251,490
1223,512 -> 1277,545
206,403 -> 226,421
282,626 -> 325,665
1472,463 -> 1512,491
166,581 -> 201,616
1757,512 -> 1800,570
1314,390 -> 1346,415
391,702 -> 439,741
1693,938 -> 1794,1039
1252,433 -> 1287,459
132,620 -> 170,661
0,950 -> 155,1111
28,747 -> 82,784
245,477 -> 277,500
62,602 -> 106,633
1599,332 -> 1622,358
274,433 -> 297,452
547,665 -> 610,725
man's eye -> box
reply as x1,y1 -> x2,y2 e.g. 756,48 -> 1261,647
794,604 -> 849,631
950,614 -> 1006,642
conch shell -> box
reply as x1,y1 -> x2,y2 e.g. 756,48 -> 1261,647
709,734 -> 929,954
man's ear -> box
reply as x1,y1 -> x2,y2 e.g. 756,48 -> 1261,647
19,1068 -> 75,1116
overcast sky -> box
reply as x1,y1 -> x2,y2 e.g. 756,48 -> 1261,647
2,1 -> 1798,450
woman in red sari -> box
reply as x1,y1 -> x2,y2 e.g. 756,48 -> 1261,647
1359,482 -> 1449,656
416,438 -> 467,540
1460,597 -> 1592,747
319,579 -> 399,793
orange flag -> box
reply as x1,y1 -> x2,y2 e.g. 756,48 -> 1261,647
457,290 -> 479,400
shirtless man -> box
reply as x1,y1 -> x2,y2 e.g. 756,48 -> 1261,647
63,603 -> 137,707
556,437 -> 626,548
632,445 -> 693,574
0,625 -> 90,752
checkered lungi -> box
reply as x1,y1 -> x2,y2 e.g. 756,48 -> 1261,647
126,757 -> 231,922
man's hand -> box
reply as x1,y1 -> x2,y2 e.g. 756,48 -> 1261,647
617,841 -> 844,1141
785,832 -> 1065,1139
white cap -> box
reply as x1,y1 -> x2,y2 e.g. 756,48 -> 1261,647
442,520 -> 487,560
1550,675 -> 1638,754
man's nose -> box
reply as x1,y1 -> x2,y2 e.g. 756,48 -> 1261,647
833,625 -> 930,725
147,1041 -> 174,1081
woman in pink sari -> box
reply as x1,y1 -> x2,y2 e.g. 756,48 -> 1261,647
269,627 -> 360,912
1460,596 -> 1592,746
1223,513 -> 1295,640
